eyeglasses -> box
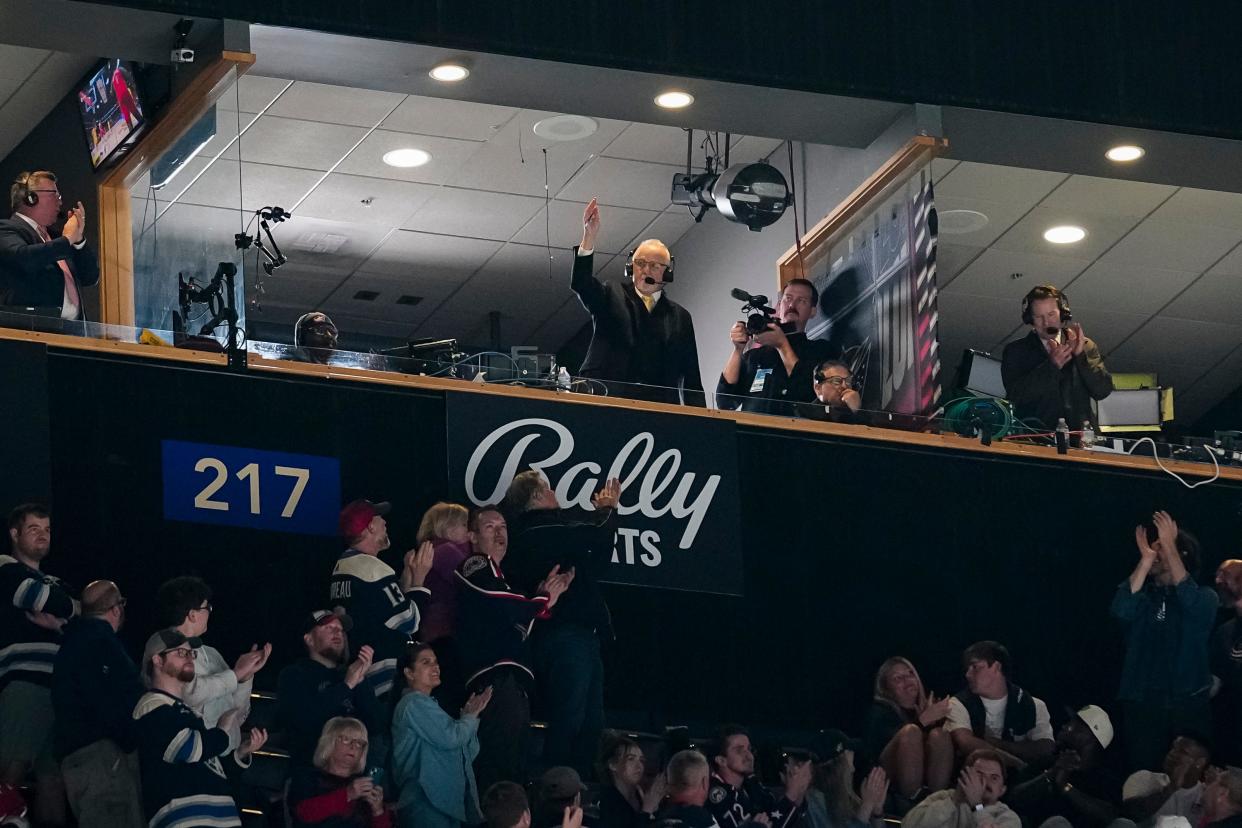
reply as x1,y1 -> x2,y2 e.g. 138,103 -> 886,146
107,597 -> 127,611
632,258 -> 668,272
335,735 -> 368,750
194,603 -> 213,613
161,647 -> 198,659
30,189 -> 62,200
818,376 -> 851,386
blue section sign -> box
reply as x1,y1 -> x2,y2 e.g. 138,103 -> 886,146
161,440 -> 340,535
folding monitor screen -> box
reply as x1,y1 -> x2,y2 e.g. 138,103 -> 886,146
1097,388 -> 1162,433
960,349 -> 1007,398
79,59 -> 146,169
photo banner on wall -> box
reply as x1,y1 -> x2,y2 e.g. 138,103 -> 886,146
445,392 -> 744,596
806,176 -> 941,416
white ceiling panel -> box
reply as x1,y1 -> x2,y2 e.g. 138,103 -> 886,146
990,206 -> 1142,261
1068,309 -> 1150,353
277,215 -> 392,271
934,291 -> 1027,353
935,196 -> 1033,249
336,130 -> 481,185
1109,316 -> 1242,366
454,110 -> 628,198
935,243 -> 985,288
252,262 -> 346,308
446,243 -> 578,313
729,136 -> 785,164
638,209 -> 700,253
297,174 -> 438,228
931,158 -> 960,183
935,162 -> 1067,209
356,230 -> 502,281
602,122 -> 690,165
0,75 -> 24,104
511,200 -> 659,254
1147,187 -> 1242,231
0,46 -> 47,80
230,115 -> 368,170
1173,346 -> 1242,421
1101,219 -> 1242,272
1162,272 -> 1242,326
381,95 -> 519,141
264,81 -> 404,127
1063,260 -> 1200,316
322,273 -> 455,324
216,75 -> 292,114
178,160 -> 323,214
1039,175 -> 1176,218
947,249 -> 1090,301
531,296 -> 591,344
401,187 -> 545,240
1208,243 -> 1242,277
558,157 -> 681,211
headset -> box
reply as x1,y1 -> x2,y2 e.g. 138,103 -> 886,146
813,360 -> 856,390
623,248 -> 675,285
1020,284 -> 1073,326
12,172 -> 39,208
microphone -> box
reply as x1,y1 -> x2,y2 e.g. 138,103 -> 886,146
1045,326 -> 1060,336
643,276 -> 658,286
731,288 -> 770,306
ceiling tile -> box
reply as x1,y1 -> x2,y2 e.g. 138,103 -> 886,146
322,273 -> 456,325
131,156 -> 211,204
297,174 -> 438,228
264,81 -> 404,127
229,115 -> 367,171
639,209 -> 699,252
947,249 -> 1090,301
356,230 -> 502,281
991,206 -> 1142,261
1172,347 -> 1242,421
401,187 -> 545,240
0,46 -> 46,80
277,215 -> 392,271
251,262 -> 345,309
1209,244 -> 1242,276
1040,175 -> 1177,218
1162,272 -> 1242,326
1061,260 -> 1199,316
1147,187 -> 1242,231
381,95 -> 519,141
447,243 -> 578,313
0,75 -> 24,104
931,158 -> 960,183
935,243 -> 984,288
453,110 -> 627,198
1109,316 -> 1242,366
729,136 -> 785,164
935,162 -> 1067,210
178,160 -> 323,214
1070,309 -> 1150,354
557,156 -> 681,211
1102,219 -> 1241,271
935,291 -> 1028,354
216,75 -> 292,114
511,200 -> 659,253
602,122 -> 690,165
936,196 -> 1032,249
336,130 -> 481,185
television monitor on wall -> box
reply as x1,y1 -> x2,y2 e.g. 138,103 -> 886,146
78,59 -> 147,170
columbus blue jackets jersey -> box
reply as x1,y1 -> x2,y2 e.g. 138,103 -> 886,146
707,773 -> 803,828
0,554 -> 75,689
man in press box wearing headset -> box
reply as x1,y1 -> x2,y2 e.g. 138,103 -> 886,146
569,198 -> 705,406
1001,284 -> 1113,430
0,171 -> 98,322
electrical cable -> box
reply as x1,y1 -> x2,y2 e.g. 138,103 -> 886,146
786,141 -> 806,278
1126,437 -> 1220,489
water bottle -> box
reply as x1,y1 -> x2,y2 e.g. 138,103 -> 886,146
1081,420 -> 1095,449
557,367 -> 571,390
1055,418 -> 1069,454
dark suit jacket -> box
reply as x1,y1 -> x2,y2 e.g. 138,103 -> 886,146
0,217 -> 100,319
1001,330 -> 1113,429
571,248 -> 704,406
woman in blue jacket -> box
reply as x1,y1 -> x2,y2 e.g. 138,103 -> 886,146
391,643 -> 492,828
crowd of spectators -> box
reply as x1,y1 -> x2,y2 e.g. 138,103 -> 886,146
1,496 -> 1241,828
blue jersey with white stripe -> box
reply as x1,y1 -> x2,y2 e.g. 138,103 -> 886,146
132,689 -> 247,828
0,554 -> 75,688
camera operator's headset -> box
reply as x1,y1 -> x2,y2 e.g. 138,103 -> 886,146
813,361 -> 858,391
1019,284 -> 1073,325
13,172 -> 42,207
623,248 -> 675,284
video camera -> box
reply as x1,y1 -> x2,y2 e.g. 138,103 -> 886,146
731,288 -> 795,335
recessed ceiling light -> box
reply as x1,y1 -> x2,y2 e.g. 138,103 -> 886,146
938,209 -> 989,234
532,114 -> 599,142
1105,144 -> 1145,162
654,91 -> 694,109
429,63 -> 469,82
382,148 -> 431,168
1044,225 -> 1086,244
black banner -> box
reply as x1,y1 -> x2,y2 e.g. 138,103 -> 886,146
446,392 -> 743,596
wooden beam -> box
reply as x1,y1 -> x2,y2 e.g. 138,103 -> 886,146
96,50 -> 255,326
776,134 -> 947,287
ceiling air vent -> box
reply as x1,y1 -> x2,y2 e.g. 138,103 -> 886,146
396,295 -> 423,306
353,290 -> 379,301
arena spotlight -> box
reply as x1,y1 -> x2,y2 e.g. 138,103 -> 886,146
670,130 -> 791,231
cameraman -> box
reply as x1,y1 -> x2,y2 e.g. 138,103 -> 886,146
716,278 -> 836,414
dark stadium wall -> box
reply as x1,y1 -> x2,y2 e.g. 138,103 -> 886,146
31,346 -> 1242,740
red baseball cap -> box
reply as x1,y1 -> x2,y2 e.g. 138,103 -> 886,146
339,499 -> 390,539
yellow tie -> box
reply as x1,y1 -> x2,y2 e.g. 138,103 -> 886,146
640,293 -> 655,313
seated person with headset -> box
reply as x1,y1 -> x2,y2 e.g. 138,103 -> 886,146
804,359 -> 865,424
0,171 -> 98,322
292,311 -> 340,365
1001,284 -> 1113,429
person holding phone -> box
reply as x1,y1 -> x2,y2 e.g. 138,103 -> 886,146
288,716 -> 390,828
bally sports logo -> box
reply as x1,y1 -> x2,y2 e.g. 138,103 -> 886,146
463,418 -> 722,566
